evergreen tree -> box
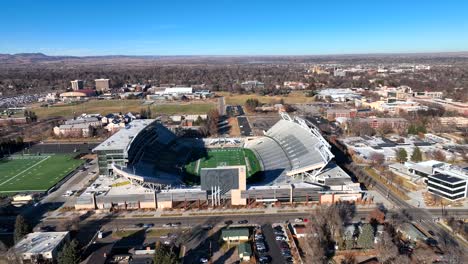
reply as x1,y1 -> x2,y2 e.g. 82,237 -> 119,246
154,242 -> 179,264
411,146 -> 423,162
14,215 -> 30,243
395,148 -> 408,163
58,239 -> 80,264
357,224 -> 374,249
154,242 -> 166,264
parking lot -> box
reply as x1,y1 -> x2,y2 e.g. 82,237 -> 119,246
237,116 -> 253,136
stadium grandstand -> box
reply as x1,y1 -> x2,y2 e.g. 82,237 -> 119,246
245,112 -> 334,184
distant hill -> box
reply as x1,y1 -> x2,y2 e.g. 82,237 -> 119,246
1,52 -> 468,66
0,53 -> 78,64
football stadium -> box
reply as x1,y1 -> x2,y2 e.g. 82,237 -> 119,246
76,113 -> 361,210
0,154 -> 84,193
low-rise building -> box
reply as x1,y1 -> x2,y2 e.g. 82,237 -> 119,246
60,90 -> 96,101
413,91 -> 443,99
390,160 -> 467,201
241,81 -> 264,91
317,88 -> 362,102
326,108 -> 357,120
54,123 -> 92,137
291,224 -> 307,238
221,228 -> 249,242
237,243 -> 252,261
284,81 -> 309,89
11,232 -> 70,264
358,117 -> 408,129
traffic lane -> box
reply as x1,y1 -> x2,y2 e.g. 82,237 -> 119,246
41,208 -> 468,230
262,224 -> 285,264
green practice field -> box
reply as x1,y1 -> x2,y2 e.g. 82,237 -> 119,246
185,148 -> 262,178
0,154 -> 84,193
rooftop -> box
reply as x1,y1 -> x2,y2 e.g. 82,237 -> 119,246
14,232 -> 69,255
430,173 -> 466,183
93,119 -> 155,152
222,228 -> 249,238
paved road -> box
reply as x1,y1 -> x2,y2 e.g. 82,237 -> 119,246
39,208 -> 468,236
325,135 -> 468,251
218,97 -> 226,116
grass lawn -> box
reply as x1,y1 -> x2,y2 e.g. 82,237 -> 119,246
217,91 -> 315,105
185,148 -> 261,178
0,154 -> 84,193
32,100 -> 216,118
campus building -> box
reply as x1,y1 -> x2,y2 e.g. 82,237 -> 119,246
390,160 -> 468,201
95,78 -> 110,91
70,79 -> 84,90
11,232 -> 70,264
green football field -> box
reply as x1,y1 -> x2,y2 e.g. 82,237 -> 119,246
0,154 -> 84,193
185,148 -> 262,178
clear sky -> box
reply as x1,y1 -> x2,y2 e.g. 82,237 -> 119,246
1,0 -> 467,56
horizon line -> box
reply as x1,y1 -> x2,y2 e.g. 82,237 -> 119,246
4,50 -> 468,58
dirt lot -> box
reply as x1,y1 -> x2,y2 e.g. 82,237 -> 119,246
228,117 -> 241,137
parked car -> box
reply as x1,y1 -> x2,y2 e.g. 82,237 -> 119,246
275,236 -> 286,241
143,223 -> 154,228
163,223 -> 171,228
135,223 -> 144,228
199,258 -> 209,263
171,222 -> 181,227
238,220 -> 248,224
259,255 -> 271,263
294,218 -> 303,223
224,220 -> 233,225
201,224 -> 213,230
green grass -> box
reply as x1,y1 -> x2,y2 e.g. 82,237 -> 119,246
32,99 -> 216,118
185,148 -> 261,179
0,154 -> 84,193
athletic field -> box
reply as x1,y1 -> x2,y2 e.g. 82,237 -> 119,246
185,148 -> 261,178
0,154 -> 84,193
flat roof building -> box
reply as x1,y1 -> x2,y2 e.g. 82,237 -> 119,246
221,228 -> 249,242
11,232 -> 70,264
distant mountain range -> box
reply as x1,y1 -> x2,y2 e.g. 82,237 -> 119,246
1,52 -> 468,65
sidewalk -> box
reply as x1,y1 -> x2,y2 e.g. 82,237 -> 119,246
46,203 -> 377,220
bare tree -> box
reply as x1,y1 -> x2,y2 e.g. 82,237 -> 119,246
376,230 -> 398,264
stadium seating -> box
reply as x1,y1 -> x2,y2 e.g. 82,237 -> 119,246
247,117 -> 332,178
246,137 -> 291,177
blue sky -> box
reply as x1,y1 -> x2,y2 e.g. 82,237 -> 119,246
1,0 -> 467,56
